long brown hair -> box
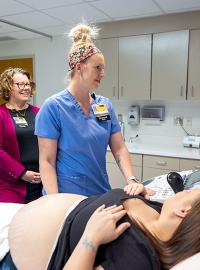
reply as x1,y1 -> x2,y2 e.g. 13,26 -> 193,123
139,199 -> 200,269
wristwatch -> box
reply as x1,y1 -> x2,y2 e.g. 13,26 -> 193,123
127,176 -> 139,184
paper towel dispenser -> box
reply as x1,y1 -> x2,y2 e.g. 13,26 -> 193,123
141,106 -> 165,121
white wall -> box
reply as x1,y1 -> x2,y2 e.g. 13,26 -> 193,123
0,11 -> 200,140
113,100 -> 200,142
0,35 -> 70,106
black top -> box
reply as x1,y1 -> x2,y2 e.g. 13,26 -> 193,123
9,106 -> 42,203
9,106 -> 39,171
48,189 -> 163,270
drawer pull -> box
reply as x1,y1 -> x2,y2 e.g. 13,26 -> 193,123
156,161 -> 167,166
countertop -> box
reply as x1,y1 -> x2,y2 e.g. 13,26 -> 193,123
121,135 -> 200,160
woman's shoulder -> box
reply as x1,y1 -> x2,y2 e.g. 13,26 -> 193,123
0,103 -> 7,111
95,94 -> 110,103
29,104 -> 40,112
0,104 -> 9,116
43,89 -> 70,107
95,95 -> 113,111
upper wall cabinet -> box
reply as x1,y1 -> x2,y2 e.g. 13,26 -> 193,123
96,38 -> 119,99
119,35 -> 151,100
187,29 -> 200,100
97,35 -> 151,100
151,30 -> 189,100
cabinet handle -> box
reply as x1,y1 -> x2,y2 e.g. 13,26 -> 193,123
113,86 -> 116,97
120,86 -> 124,97
180,86 -> 184,97
195,165 -> 200,170
156,161 -> 167,166
191,86 -> 194,97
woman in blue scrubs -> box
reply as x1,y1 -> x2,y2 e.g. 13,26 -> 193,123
35,23 -> 147,197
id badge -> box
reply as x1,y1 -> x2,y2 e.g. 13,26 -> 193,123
92,104 -> 111,122
13,117 -> 28,127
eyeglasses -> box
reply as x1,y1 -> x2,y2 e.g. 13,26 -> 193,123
13,82 -> 31,90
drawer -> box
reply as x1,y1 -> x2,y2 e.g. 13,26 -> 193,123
130,153 -> 142,166
106,151 -> 116,163
106,151 -> 142,166
142,167 -> 171,181
143,155 -> 179,170
180,158 -> 200,171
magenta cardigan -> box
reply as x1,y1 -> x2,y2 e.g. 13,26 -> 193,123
0,104 -> 39,203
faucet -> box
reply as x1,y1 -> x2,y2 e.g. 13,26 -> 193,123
129,134 -> 139,143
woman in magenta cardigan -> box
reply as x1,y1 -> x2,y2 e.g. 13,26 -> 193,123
0,67 -> 42,203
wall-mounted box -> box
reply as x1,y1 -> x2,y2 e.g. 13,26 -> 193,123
141,106 -> 165,121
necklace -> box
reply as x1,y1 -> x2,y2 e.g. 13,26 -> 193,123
10,107 -> 28,117
15,108 -> 27,117
7,103 -> 28,117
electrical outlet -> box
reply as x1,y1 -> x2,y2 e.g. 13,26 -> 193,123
174,116 -> 183,126
183,117 -> 192,126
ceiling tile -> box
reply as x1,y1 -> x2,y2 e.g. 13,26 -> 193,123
38,24 -> 70,36
1,0 -> 200,40
1,11 -> 62,29
0,0 -> 33,16
91,0 -> 162,18
16,0 -> 84,10
43,2 -> 110,24
0,22 -> 22,34
155,0 -> 200,12
0,30 -> 43,40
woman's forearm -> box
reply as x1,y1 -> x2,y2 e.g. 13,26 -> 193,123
40,160 -> 58,193
63,234 -> 98,270
114,144 -> 136,183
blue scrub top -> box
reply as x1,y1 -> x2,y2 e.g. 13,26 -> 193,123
35,90 -> 121,196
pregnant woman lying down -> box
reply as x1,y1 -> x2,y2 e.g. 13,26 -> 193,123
8,188 -> 200,270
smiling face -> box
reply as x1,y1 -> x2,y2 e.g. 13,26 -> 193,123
10,73 -> 31,104
79,53 -> 105,90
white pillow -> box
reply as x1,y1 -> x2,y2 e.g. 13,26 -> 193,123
0,203 -> 24,261
170,253 -> 200,270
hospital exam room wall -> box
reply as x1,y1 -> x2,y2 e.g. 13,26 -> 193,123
0,12 -> 200,140
0,36 -> 200,140
0,35 -> 69,106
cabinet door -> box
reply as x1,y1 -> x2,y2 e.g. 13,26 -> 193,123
119,35 -> 151,100
151,30 -> 189,100
142,155 -> 180,180
187,30 -> 200,100
180,158 -> 200,171
107,163 -> 142,188
106,162 -> 124,188
96,38 -> 118,99
106,152 -> 142,188
143,167 -> 171,181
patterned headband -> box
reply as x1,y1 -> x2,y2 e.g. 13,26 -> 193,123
68,44 -> 101,71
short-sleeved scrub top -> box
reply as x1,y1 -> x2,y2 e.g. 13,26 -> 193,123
35,90 -> 121,196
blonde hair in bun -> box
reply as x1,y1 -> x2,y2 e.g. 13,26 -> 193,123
68,23 -> 99,46
67,22 -> 102,74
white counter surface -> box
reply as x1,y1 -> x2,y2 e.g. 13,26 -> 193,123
123,135 -> 200,160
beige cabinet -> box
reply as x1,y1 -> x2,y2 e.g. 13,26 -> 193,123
151,30 -> 189,101
97,35 -> 151,100
119,35 -> 151,100
142,155 -> 180,181
179,158 -> 200,171
187,29 -> 200,100
96,38 -> 118,99
106,151 -> 142,188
